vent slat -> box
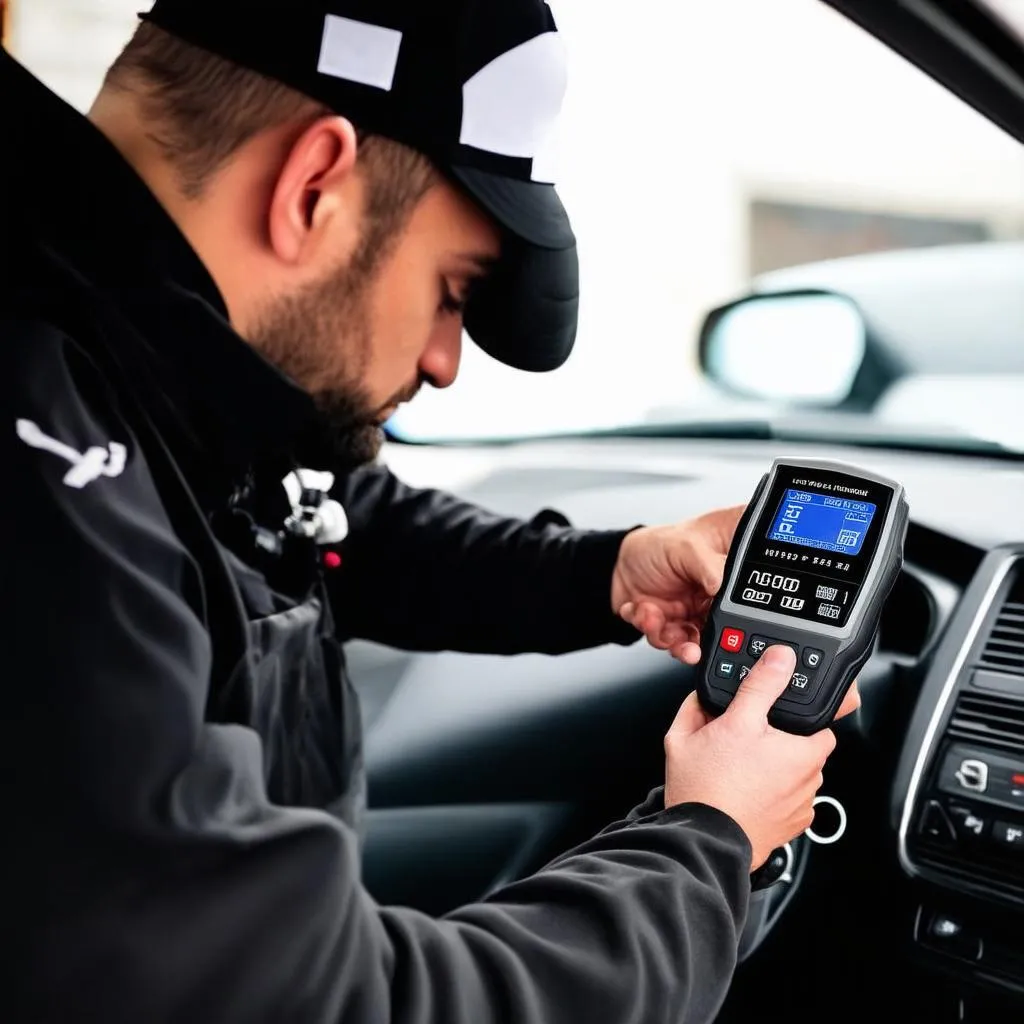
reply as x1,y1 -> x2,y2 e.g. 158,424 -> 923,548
950,700 -> 1024,724
913,839 -> 1024,902
984,655 -> 1024,668
987,643 -> 1024,657
979,569 -> 1024,672
949,692 -> 1024,754
949,723 -> 1024,745
979,657 -> 1024,674
986,644 -> 1024,657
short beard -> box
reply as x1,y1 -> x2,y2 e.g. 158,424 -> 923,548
248,241 -> 385,473
246,157 -> 433,472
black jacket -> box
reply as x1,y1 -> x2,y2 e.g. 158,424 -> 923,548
3,50 -> 752,1024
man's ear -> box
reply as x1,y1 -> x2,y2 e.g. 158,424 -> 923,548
267,115 -> 362,269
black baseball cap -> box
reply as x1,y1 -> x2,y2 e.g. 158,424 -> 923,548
139,0 -> 579,373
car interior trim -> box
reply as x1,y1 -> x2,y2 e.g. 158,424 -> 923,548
897,550 -> 1021,878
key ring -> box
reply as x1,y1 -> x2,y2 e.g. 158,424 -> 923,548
805,795 -> 847,845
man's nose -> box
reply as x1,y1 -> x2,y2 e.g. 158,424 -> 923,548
420,318 -> 463,390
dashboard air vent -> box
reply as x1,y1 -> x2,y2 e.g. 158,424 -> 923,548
912,838 -> 1024,904
978,567 -> 1024,675
947,692 -> 1024,754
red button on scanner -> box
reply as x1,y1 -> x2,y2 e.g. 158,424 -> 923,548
720,628 -> 745,653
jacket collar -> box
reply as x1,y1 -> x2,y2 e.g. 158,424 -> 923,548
1,49 -> 321,487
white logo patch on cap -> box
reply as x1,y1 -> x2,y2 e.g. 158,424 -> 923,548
318,14 -> 404,92
460,32 -> 568,184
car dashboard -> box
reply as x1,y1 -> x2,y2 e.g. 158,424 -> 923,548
359,435 -> 1024,1018
893,543 -> 1024,1000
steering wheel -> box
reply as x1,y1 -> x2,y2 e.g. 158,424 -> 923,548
738,795 -> 849,960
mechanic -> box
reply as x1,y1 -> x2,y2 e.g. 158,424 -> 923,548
2,1 -> 858,1021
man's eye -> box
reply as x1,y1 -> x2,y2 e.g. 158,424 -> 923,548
440,285 -> 468,315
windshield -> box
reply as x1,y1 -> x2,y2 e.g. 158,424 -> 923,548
385,0 -> 1024,454
13,0 -> 1023,455
981,0 -> 1024,42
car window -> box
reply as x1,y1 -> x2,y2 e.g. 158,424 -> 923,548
979,0 -> 1024,43
383,0 -> 1024,451
13,0 -> 1024,454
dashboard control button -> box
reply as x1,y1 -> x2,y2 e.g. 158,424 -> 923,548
919,801 -> 956,843
720,628 -> 745,654
715,658 -> 737,680
918,911 -> 983,962
948,805 -> 988,840
1009,771 -> 1024,803
954,758 -> 989,793
939,746 -> 1024,813
738,665 -> 752,682
802,648 -> 824,670
992,820 -> 1024,851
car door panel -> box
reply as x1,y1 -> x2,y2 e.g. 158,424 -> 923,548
349,640 -> 686,911
361,802 -> 573,915
361,643 -> 681,807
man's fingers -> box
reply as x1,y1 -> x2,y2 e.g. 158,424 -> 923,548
627,603 -> 693,652
725,645 -> 797,728
620,601 -> 659,634
638,606 -> 672,649
669,690 -> 713,738
673,642 -> 702,665
698,546 -> 726,598
810,727 -> 838,763
620,600 -> 708,661
833,680 -> 862,721
669,624 -> 702,664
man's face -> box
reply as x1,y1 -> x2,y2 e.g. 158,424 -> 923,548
250,177 -> 501,468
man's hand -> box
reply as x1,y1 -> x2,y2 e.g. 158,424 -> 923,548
664,646 -> 860,871
611,506 -> 745,664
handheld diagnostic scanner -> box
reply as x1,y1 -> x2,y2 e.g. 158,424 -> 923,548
698,458 -> 909,735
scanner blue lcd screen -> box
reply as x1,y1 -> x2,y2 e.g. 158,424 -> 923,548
767,490 -> 877,557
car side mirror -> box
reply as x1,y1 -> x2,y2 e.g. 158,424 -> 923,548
699,291 -> 869,407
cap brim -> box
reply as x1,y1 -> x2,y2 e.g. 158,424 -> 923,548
451,167 -> 575,250
450,167 -> 579,373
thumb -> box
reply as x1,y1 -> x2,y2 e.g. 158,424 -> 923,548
725,645 -> 797,729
